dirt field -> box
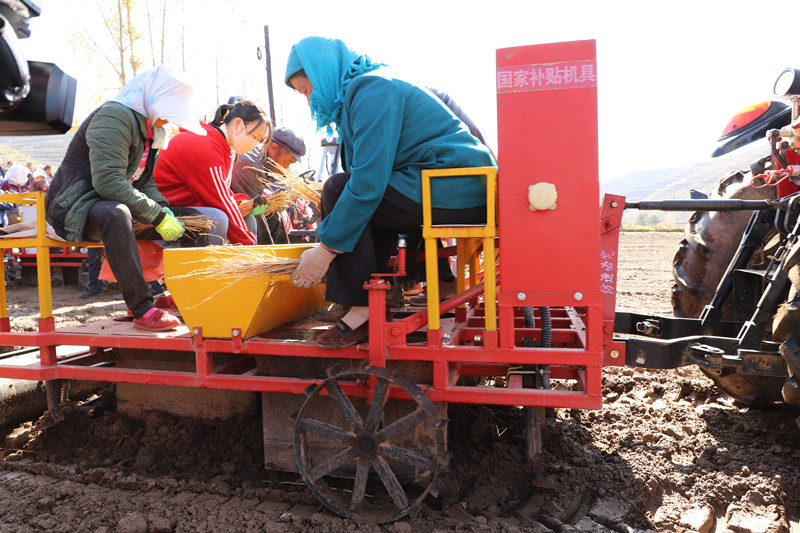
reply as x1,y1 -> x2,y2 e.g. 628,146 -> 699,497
0,231 -> 798,533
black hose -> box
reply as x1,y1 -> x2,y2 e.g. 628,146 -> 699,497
539,306 -> 552,348
521,306 -> 552,347
771,133 -> 790,169
522,306 -> 535,328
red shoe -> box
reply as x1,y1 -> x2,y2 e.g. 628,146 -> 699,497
132,307 -> 181,331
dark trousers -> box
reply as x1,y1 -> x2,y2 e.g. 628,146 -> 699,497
83,201 -> 210,318
321,173 -> 485,307
264,212 -> 289,244
244,213 -> 289,245
85,247 -> 104,292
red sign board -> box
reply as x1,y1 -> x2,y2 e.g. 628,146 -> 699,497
496,40 -> 600,299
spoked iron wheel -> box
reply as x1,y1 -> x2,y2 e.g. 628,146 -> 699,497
293,365 -> 446,523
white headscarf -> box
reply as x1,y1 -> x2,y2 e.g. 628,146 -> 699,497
110,65 -> 205,147
5,164 -> 29,186
31,168 -> 47,182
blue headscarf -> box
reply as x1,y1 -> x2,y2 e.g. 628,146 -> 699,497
285,37 -> 383,135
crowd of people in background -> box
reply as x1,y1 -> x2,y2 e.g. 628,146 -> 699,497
0,160 -> 55,226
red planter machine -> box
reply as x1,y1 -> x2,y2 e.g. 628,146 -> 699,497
0,40 -> 627,522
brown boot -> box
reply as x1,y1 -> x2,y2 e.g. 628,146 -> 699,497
386,285 -> 406,308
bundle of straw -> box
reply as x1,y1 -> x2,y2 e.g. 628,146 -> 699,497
133,215 -> 214,235
247,158 -> 322,204
169,247 -> 300,281
262,159 -> 322,205
261,190 -> 294,216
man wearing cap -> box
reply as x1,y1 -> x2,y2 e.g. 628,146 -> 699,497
231,127 -> 307,244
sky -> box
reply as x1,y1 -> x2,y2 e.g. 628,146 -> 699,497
16,0 -> 800,181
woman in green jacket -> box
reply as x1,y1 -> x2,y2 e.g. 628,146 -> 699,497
286,36 -> 496,349
45,65 -> 220,331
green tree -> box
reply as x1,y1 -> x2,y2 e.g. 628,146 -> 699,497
636,212 -> 662,226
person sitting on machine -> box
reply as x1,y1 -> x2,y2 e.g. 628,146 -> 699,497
153,99 -> 271,246
285,36 -> 496,349
45,65 -> 222,331
231,127 -> 307,244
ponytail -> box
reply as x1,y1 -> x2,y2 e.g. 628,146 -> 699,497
210,99 -> 268,129
210,103 -> 234,127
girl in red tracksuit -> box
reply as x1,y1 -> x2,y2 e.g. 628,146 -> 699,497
154,100 -> 271,245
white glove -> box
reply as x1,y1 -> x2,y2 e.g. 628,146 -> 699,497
290,245 -> 338,288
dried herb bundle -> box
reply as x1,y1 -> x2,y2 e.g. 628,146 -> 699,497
243,158 -> 322,207
169,247 -> 299,281
265,159 -> 322,205
133,215 -> 214,235
261,191 -> 294,216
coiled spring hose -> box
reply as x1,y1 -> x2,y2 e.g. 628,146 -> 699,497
522,306 -> 552,348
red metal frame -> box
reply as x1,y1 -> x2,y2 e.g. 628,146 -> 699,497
0,280 -> 609,410
9,247 -> 87,268
0,40 -> 619,413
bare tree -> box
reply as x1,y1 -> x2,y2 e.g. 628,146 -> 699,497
160,0 -> 167,65
145,0 -> 155,68
116,0 -> 126,83
74,0 -> 167,89
180,0 -> 186,71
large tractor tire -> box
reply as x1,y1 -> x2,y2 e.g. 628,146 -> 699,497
672,156 -> 778,318
671,156 -> 785,405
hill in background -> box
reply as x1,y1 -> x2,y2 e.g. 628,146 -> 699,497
0,133 -> 74,169
600,142 -> 770,227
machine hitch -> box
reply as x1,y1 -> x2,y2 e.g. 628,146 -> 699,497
624,199 -> 775,211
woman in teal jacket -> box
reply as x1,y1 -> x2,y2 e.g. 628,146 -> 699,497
287,36 -> 496,349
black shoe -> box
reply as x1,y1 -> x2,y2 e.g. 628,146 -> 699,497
149,280 -> 166,297
80,288 -> 102,298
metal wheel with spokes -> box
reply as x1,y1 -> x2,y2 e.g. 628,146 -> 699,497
293,365 -> 446,523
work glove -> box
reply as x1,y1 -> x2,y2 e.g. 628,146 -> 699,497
251,195 -> 269,216
290,244 -> 338,288
155,207 -> 185,241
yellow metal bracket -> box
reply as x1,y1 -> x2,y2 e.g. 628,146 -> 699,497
420,166 -> 497,334
0,192 -> 102,326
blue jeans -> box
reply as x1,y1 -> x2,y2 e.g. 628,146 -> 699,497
184,206 -> 228,245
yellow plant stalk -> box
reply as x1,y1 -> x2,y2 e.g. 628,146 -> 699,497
133,215 -> 214,235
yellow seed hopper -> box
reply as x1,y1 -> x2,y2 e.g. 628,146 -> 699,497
163,244 -> 325,339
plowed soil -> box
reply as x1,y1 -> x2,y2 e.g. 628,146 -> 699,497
0,231 -> 798,533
